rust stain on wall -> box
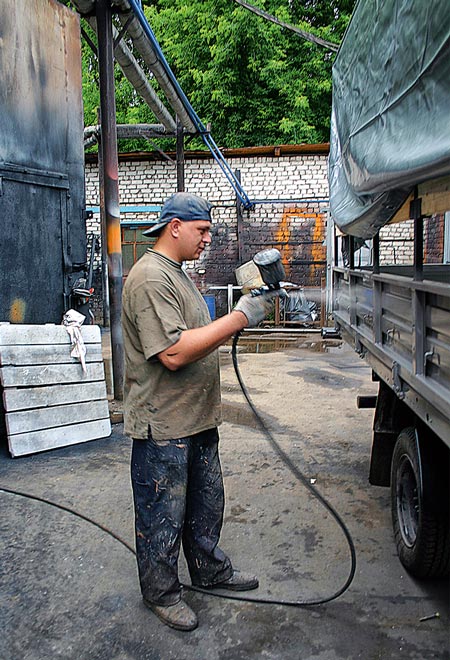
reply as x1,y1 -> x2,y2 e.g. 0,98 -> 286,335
9,298 -> 26,323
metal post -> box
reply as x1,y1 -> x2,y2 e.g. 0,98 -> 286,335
373,232 -> 380,275
349,235 -> 355,270
414,219 -> 424,282
373,232 -> 382,344
96,0 -> 124,400
227,283 -> 234,314
235,169 -> 244,264
97,109 -> 110,328
410,192 -> 425,375
176,116 -> 185,192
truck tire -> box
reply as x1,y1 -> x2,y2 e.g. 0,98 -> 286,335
391,427 -> 449,578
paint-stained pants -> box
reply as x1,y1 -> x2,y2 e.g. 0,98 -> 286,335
131,427 -> 233,606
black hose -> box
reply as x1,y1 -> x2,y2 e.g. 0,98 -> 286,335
0,486 -> 136,555
187,332 -> 356,606
0,332 -> 356,608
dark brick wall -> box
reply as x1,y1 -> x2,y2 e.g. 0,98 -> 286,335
424,214 -> 445,264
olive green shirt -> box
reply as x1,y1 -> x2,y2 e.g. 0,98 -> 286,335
122,249 -> 222,440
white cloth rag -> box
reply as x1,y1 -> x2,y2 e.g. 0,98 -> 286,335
62,309 -> 87,373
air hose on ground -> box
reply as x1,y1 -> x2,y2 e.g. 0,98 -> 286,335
188,332 -> 356,606
0,332 -> 356,608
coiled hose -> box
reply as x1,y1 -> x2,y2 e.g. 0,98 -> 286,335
188,332 -> 356,606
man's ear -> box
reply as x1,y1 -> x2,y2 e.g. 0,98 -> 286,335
169,218 -> 182,237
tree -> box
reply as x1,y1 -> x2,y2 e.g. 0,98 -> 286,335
81,0 -> 355,148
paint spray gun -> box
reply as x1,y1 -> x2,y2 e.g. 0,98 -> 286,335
235,248 -> 286,296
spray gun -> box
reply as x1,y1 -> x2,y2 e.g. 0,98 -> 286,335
235,248 -> 286,296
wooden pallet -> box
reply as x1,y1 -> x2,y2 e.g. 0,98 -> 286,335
0,324 -> 111,457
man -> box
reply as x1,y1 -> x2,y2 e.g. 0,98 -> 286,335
122,192 -> 276,631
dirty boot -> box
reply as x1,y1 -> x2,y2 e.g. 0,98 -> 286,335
144,598 -> 198,631
202,570 -> 259,592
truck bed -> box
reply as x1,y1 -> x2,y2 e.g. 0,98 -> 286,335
333,266 -> 450,448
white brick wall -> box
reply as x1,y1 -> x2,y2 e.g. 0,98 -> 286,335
85,152 -> 329,218
84,151 -> 330,277
380,219 -> 414,264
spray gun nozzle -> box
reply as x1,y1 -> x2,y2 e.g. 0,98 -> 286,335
235,248 -> 286,294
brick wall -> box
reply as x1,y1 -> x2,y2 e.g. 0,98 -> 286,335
85,147 -> 330,321
85,147 -> 446,323
379,215 -> 445,266
379,220 -> 414,264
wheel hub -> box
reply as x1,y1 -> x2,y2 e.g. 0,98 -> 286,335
396,454 -> 419,548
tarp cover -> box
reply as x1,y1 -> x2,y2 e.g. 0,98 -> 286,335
329,0 -> 450,238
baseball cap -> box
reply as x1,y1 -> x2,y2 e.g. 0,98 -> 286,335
142,193 -> 213,236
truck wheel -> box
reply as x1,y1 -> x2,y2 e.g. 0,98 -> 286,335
391,427 -> 449,578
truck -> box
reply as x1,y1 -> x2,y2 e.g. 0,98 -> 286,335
328,0 -> 450,578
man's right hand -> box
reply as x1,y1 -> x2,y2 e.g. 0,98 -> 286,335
233,291 -> 278,327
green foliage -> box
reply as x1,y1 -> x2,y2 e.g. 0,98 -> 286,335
80,0 -> 355,149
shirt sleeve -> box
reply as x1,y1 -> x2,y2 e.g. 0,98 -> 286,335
134,277 -> 186,360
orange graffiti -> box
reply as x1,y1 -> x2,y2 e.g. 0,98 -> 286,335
276,211 -> 294,280
310,214 -> 326,283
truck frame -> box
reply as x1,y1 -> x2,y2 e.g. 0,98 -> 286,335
332,180 -> 450,577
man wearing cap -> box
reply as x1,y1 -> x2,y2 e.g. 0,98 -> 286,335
122,192 -> 276,631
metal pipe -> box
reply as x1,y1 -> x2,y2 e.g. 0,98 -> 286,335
73,2 -> 178,132
75,0 -> 253,210
118,0 -> 253,209
114,0 -> 197,133
96,0 -> 124,400
96,109 -> 110,329
111,25 -> 177,132
235,169 -> 244,263
85,123 -> 174,140
242,327 -> 322,334
176,116 -> 185,191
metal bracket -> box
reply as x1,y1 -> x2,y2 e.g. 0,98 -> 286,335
355,338 -> 366,358
386,327 -> 400,344
392,361 -> 406,400
363,313 -> 373,328
424,348 -> 441,368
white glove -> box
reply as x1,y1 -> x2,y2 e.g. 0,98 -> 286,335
233,291 -> 278,327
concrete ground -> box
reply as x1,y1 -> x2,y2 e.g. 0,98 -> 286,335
0,338 -> 448,660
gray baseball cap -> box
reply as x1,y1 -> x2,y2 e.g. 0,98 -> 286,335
142,193 -> 213,236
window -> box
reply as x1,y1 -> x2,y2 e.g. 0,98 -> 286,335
121,227 -> 155,277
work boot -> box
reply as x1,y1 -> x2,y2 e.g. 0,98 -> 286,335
202,570 -> 259,592
144,598 -> 198,631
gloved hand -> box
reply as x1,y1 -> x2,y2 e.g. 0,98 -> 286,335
233,290 -> 278,327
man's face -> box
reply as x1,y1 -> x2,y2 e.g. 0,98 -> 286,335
177,219 -> 212,260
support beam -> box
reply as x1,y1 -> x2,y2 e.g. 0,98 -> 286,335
235,169 -> 244,264
96,0 -> 124,400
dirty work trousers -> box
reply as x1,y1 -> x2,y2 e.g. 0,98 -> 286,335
131,427 -> 233,606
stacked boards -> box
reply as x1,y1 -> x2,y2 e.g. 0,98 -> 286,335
0,324 -> 111,457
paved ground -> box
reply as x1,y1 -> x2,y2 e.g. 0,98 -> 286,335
0,339 -> 448,660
